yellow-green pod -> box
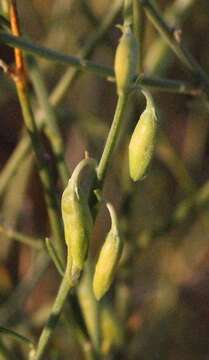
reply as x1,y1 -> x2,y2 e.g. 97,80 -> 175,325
61,159 -> 95,278
93,203 -> 123,301
114,24 -> 138,95
129,90 -> 157,181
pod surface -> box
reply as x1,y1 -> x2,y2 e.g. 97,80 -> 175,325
114,26 -> 138,95
129,92 -> 157,181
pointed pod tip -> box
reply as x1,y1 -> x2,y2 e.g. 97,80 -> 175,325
93,286 -> 104,301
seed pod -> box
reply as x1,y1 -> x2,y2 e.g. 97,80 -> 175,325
114,25 -> 138,95
129,90 -> 157,181
93,203 -> 123,301
61,159 -> 95,278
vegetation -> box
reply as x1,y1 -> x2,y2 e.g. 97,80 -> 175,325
0,0 -> 209,359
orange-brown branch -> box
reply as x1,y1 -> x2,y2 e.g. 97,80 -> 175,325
9,0 -> 26,86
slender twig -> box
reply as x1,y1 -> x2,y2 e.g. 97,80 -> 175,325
139,0 -> 209,94
32,271 -> 73,360
49,0 -> 123,105
0,337 -> 18,360
0,326 -> 34,349
0,32 -> 114,78
0,131 -> 31,196
144,0 -> 195,74
0,32 -> 205,96
156,131 -> 196,194
135,75 -> 201,95
133,0 -> 145,72
148,179 -> 209,240
0,224 -> 43,250
97,93 -> 129,182
8,1 -> 65,262
123,0 -> 133,26
28,57 -> 69,187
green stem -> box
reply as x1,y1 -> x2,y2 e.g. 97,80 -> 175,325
139,0 -> 209,93
0,32 -> 114,79
133,0 -> 145,72
144,0 -> 195,74
143,179 -> 209,242
123,0 -> 133,26
0,224 -> 43,250
15,82 -> 65,263
0,338 -> 18,360
156,131 -> 196,194
0,130 -> 30,196
32,271 -> 72,360
28,57 -> 69,187
97,93 -> 129,181
0,327 -> 34,349
49,0 -> 123,106
136,75 -> 201,95
0,32 -> 204,96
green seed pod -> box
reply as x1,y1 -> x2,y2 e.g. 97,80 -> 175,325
61,158 -> 96,278
93,203 -> 123,301
129,90 -> 157,181
114,25 -> 138,95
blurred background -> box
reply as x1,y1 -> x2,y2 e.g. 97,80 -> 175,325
0,0 -> 209,359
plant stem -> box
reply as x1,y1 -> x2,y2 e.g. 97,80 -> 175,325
28,57 -> 69,187
0,32 -> 205,96
148,179 -> 209,241
0,327 -> 34,348
0,130 -> 31,196
15,83 -> 65,260
0,32 -> 114,79
97,93 -> 129,181
9,1 -> 65,262
0,338 -> 18,360
135,75 -> 201,95
156,131 -> 196,195
32,271 -> 72,360
49,0 -> 123,106
133,0 -> 145,72
139,0 -> 209,94
144,0 -> 195,74
123,0 -> 133,26
0,224 -> 43,250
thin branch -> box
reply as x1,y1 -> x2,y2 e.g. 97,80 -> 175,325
49,0 -> 123,105
0,32 -> 114,78
0,224 -> 43,250
8,1 -> 65,262
135,75 -> 202,95
139,0 -> 209,95
28,57 -> 69,187
32,271 -> 73,360
150,179 -> 209,240
133,0 -> 145,72
97,93 -> 129,182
